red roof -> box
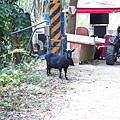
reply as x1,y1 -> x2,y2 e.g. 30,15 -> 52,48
77,1 -> 120,13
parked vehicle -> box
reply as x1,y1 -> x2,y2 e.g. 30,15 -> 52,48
106,26 -> 120,65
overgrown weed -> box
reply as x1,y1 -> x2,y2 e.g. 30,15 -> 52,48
0,59 -> 67,119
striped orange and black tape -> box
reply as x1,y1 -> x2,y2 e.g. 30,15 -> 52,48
50,0 -> 62,54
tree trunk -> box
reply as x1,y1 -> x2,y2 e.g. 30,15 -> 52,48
11,34 -> 22,64
25,13 -> 33,52
66,0 -> 78,34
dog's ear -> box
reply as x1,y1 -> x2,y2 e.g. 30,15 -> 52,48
71,49 -> 75,52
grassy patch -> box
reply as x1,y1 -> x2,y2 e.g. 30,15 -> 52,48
0,60 -> 68,119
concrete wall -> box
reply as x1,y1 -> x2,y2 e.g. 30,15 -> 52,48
69,42 -> 95,64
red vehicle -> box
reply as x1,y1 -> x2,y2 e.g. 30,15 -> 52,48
106,26 -> 120,65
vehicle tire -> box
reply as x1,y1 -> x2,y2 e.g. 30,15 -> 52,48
106,45 -> 115,65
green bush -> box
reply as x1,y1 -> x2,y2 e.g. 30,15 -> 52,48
0,0 -> 31,69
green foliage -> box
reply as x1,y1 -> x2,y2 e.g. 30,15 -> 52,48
0,66 -> 20,86
0,60 -> 53,117
0,0 -> 18,4
0,0 -> 31,69
0,59 -> 68,119
0,60 -> 40,112
0,59 -> 46,87
0,85 -> 21,112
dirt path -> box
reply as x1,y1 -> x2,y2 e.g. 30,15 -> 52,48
47,60 -> 120,120
2,59 -> 120,120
